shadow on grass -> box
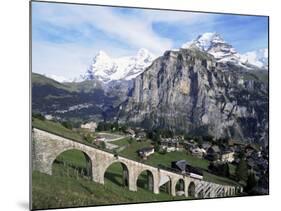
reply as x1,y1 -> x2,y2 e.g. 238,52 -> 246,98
104,172 -> 125,187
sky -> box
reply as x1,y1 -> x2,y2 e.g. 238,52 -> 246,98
32,1 -> 268,80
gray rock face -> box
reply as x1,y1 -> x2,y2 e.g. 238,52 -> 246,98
119,48 -> 268,145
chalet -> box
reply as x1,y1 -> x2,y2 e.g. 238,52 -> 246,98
221,150 -> 235,162
81,121 -> 97,132
136,131 -> 147,141
190,147 -> 206,158
125,128 -> 135,137
138,147 -> 154,159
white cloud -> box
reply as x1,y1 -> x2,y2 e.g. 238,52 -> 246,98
32,3 -> 216,78
141,9 -> 213,24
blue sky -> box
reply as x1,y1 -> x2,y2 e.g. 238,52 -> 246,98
32,1 -> 268,80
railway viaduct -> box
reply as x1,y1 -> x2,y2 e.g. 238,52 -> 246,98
32,128 -> 241,198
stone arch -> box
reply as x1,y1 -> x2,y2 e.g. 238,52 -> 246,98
136,169 -> 155,192
220,188 -> 225,197
103,160 -> 130,187
224,187 -> 229,196
198,189 -> 204,198
175,178 -> 185,196
51,147 -> 93,179
231,187 -> 235,196
159,174 -> 172,195
227,187 -> 231,196
188,181 -> 196,198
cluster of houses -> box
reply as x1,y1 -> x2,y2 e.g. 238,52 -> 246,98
124,127 -> 147,141
159,137 -> 183,152
159,138 -> 235,163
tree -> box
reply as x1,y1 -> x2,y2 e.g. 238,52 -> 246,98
208,162 -> 230,177
32,113 -> 45,121
101,141 -> 106,149
149,129 -> 161,143
222,163 -> 230,177
246,171 -> 257,192
62,121 -> 73,130
184,134 -> 192,140
203,135 -> 214,143
194,136 -> 203,146
235,159 -> 248,183
154,142 -> 160,152
83,134 -> 93,143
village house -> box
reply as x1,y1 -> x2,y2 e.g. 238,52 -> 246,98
221,150 -> 235,162
189,146 -> 206,158
137,147 -> 154,160
124,128 -> 135,137
135,131 -> 147,141
81,121 -> 97,132
160,138 -> 181,152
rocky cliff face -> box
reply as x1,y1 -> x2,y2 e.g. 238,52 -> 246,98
119,47 -> 268,145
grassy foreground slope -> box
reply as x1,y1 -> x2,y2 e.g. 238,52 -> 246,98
32,150 -> 185,210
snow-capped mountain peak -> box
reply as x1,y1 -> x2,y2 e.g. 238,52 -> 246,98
182,32 -> 237,60
182,32 -> 268,70
94,50 -> 110,61
82,48 -> 155,83
183,32 -> 226,51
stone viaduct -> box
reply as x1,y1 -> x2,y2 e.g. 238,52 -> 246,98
32,128 -> 242,198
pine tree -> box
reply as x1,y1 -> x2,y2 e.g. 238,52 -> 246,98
235,159 -> 248,183
246,171 -> 257,192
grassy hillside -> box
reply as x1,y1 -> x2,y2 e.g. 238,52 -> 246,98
32,72 -> 103,93
32,117 -> 83,142
32,72 -> 74,92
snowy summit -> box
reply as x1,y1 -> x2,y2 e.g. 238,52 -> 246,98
182,32 -> 268,70
82,48 -> 155,83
